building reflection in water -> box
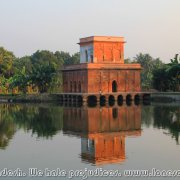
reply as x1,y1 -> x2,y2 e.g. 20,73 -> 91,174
63,105 -> 142,165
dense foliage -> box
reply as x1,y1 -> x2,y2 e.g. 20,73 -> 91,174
133,53 -> 164,90
126,53 -> 180,91
0,47 -> 80,94
0,46 -> 179,93
152,54 -> 180,91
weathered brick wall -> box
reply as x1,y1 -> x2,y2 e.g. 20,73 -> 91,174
63,70 -> 88,93
63,68 -> 141,93
94,42 -> 124,63
87,69 -> 141,93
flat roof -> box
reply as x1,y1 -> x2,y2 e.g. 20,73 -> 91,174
78,36 -> 125,44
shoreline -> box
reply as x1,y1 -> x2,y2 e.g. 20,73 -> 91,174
0,92 -> 179,103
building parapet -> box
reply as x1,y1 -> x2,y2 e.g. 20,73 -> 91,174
62,63 -> 142,71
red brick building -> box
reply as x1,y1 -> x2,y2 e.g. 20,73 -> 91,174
62,36 -> 141,93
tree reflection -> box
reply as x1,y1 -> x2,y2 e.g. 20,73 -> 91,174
141,105 -> 154,127
13,105 -> 63,138
0,102 -> 179,155
153,105 -> 180,144
0,104 -> 63,149
0,104 -> 17,149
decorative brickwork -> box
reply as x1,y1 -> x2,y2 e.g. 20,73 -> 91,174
62,36 -> 141,93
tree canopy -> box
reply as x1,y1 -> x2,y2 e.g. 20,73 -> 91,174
0,47 -> 15,78
127,53 -> 164,90
0,48 -> 80,94
153,54 -> 180,91
0,46 -> 179,93
125,53 -> 179,91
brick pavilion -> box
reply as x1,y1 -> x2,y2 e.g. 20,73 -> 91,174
62,36 -> 141,94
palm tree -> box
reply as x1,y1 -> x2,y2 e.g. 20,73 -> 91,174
166,54 -> 180,91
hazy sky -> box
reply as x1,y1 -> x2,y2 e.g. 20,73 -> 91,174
0,0 -> 180,62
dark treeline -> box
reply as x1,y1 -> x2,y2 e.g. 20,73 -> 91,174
0,47 -> 80,93
0,46 -> 179,93
125,53 -> 180,91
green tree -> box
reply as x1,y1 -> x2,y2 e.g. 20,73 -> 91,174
70,52 -> 80,64
30,50 -> 58,93
13,56 -> 32,74
153,54 -> 180,92
53,51 -> 80,92
0,47 -> 15,78
8,56 -> 33,94
124,58 -> 132,64
134,53 -> 164,90
31,64 -> 56,93
166,54 -> 180,91
56,51 -> 80,65
9,66 -> 30,94
0,76 -> 8,94
152,67 -> 169,91
54,51 -> 70,66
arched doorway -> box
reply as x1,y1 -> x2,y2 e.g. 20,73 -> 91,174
100,95 -> 106,106
87,95 -> 97,107
112,81 -> 117,92
126,94 -> 132,102
108,95 -> 115,106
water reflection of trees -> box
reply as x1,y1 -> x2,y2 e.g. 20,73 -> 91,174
0,104 -> 63,149
141,106 -> 154,127
0,103 -> 179,151
133,104 -> 180,144
0,104 -> 17,149
13,105 -> 63,138
153,106 -> 180,144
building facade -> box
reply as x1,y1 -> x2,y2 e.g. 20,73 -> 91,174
62,36 -> 141,93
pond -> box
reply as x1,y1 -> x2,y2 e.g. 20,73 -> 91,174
0,102 -> 179,180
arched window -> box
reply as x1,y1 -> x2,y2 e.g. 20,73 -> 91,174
112,81 -> 117,92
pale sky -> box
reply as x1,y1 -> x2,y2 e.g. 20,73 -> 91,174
0,0 -> 180,63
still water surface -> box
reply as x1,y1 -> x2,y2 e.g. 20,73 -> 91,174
0,103 -> 179,180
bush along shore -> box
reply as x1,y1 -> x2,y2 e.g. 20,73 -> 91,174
0,92 -> 180,104
0,94 -> 63,103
